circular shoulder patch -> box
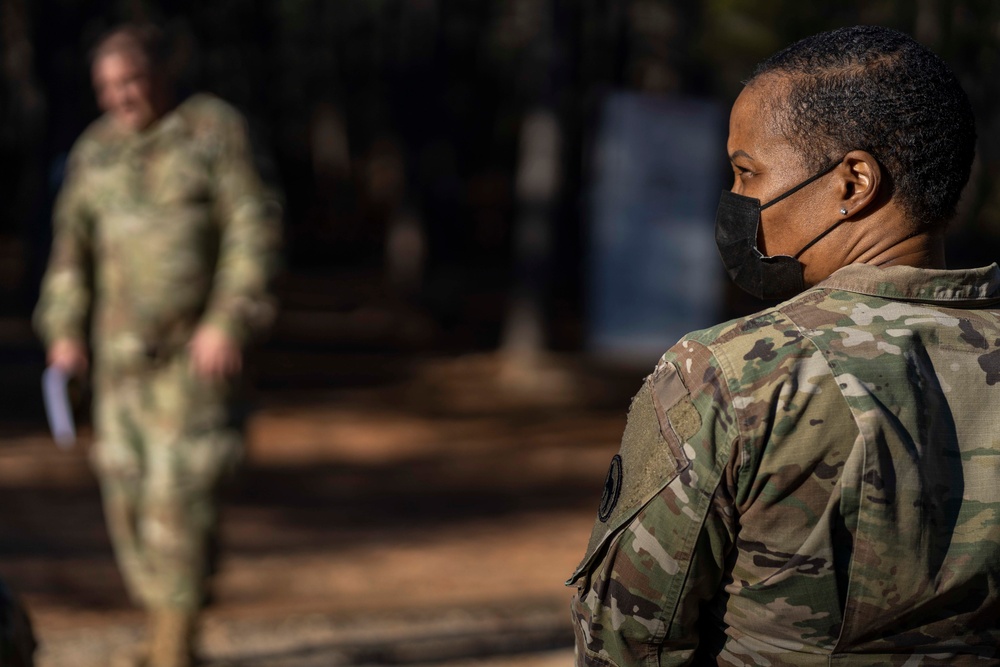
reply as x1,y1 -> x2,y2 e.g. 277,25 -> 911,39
598,454 -> 623,522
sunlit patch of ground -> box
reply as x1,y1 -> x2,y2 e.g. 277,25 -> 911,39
0,358 -> 635,666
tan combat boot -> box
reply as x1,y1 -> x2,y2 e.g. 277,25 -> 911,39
147,608 -> 198,667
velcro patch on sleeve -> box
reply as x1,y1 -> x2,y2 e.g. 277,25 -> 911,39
568,370 -> 693,585
667,397 -> 701,443
650,360 -> 700,460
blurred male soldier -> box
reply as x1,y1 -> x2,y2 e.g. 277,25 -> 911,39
34,24 -> 280,667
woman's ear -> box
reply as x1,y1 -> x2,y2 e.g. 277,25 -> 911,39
837,150 -> 882,218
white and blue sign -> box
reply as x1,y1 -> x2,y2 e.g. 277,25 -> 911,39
588,92 -> 725,361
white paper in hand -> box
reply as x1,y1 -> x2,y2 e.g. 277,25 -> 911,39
42,366 -> 76,449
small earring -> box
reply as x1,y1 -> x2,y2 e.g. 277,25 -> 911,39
840,207 -> 848,215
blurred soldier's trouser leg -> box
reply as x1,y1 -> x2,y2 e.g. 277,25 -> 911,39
91,354 -> 242,663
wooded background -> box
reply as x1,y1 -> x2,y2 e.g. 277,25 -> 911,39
2,0 -> 999,355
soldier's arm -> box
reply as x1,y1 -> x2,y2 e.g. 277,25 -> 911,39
202,105 -> 281,346
33,148 -> 95,359
568,341 -> 740,666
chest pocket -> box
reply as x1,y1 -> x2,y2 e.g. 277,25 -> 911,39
567,363 -> 694,585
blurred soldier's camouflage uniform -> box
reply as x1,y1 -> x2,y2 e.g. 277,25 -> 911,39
34,93 -> 279,612
0,579 -> 35,667
569,263 -> 1000,665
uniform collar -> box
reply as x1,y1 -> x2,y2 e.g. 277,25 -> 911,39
812,262 -> 1000,304
104,101 -> 187,146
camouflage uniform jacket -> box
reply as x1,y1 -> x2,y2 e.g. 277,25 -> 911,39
34,94 -> 280,371
569,262 -> 1000,666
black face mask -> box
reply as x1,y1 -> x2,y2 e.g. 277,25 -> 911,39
715,160 -> 845,301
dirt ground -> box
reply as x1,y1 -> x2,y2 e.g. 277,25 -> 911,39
0,348 -> 641,666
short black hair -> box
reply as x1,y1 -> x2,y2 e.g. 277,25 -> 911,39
749,25 -> 975,227
90,23 -> 167,71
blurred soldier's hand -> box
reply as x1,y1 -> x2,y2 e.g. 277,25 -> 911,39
189,325 -> 242,381
48,339 -> 89,376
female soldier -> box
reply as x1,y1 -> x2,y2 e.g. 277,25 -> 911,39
570,25 -> 1000,665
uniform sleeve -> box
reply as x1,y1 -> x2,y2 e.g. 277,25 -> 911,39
202,108 -> 282,344
568,340 -> 741,666
33,147 -> 95,347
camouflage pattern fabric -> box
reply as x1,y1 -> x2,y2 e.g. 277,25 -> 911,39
0,579 -> 35,667
34,94 -> 279,611
91,354 -> 242,611
569,262 -> 1000,666
34,93 -> 280,364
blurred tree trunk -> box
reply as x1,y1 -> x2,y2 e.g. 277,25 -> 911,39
0,0 -> 46,309
918,1 -> 1000,266
499,0 -> 563,385
502,108 -> 561,360
914,0 -> 940,46
500,0 -> 694,379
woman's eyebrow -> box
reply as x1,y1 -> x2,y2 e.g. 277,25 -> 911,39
729,149 -> 754,162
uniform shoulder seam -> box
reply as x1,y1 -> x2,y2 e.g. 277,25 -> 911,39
72,115 -> 117,153
180,93 -> 242,120
669,336 -> 745,474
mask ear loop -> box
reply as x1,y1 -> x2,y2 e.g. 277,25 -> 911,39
792,218 -> 849,259
759,159 -> 842,211
756,157 -> 846,260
